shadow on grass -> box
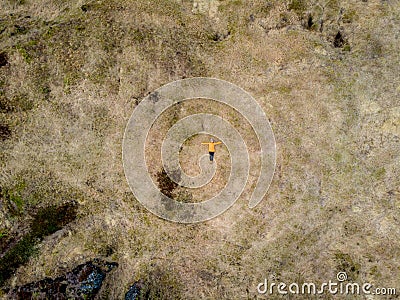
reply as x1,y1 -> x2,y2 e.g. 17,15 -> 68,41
0,202 -> 78,287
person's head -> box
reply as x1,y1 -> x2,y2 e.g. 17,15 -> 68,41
210,138 -> 214,143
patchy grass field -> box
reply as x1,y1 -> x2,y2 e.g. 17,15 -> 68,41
0,0 -> 399,299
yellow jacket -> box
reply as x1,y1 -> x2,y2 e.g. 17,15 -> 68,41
201,141 -> 222,152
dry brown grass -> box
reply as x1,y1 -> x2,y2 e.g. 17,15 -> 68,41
0,0 -> 399,298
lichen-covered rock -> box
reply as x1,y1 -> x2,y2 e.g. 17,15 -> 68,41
7,259 -> 118,300
125,281 -> 144,300
192,0 -> 219,18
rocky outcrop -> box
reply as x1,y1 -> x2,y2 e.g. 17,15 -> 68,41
7,259 -> 118,300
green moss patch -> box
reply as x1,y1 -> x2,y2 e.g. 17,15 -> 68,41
0,202 -> 78,287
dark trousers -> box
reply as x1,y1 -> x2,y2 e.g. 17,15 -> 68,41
209,152 -> 215,161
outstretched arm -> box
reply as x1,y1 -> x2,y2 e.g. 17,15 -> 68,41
201,142 -> 209,145
215,141 -> 222,145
